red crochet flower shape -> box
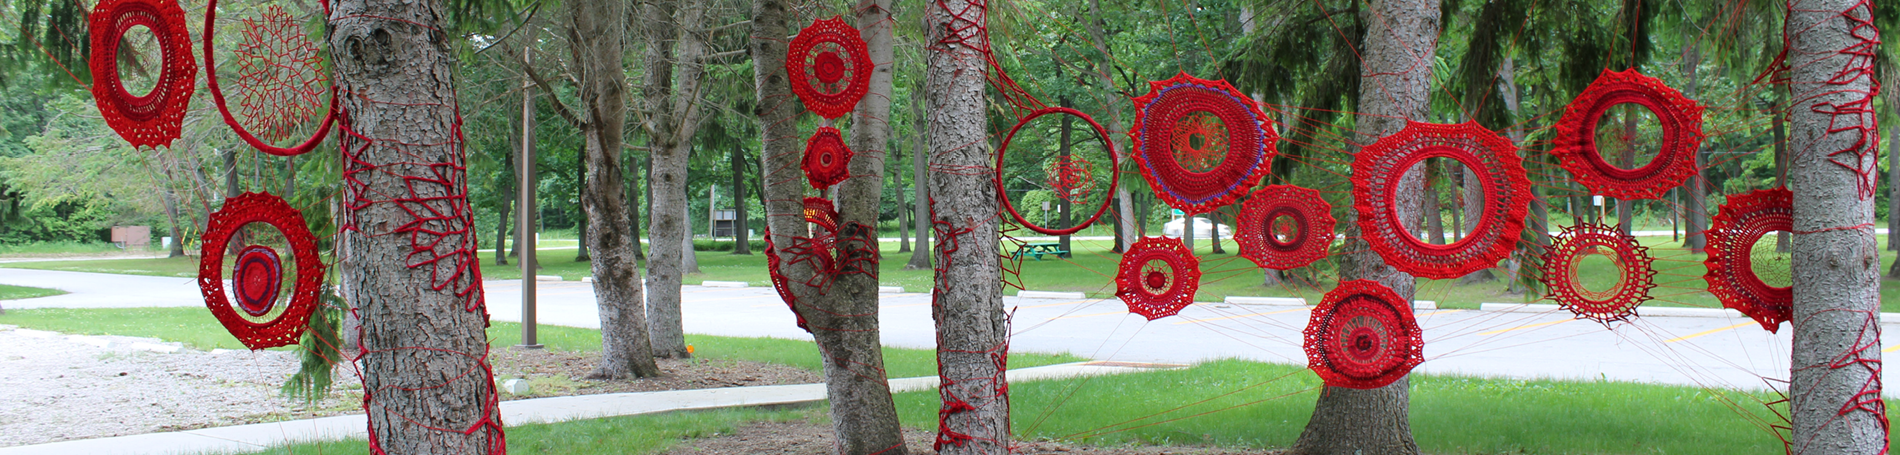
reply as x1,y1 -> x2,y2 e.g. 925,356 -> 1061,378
198,192 -> 325,350
1236,184 -> 1335,270
1552,69 -> 1705,200
786,16 -> 874,119
1303,280 -> 1424,390
90,0 -> 197,149
1129,72 -> 1278,215
1352,121 -> 1530,280
1115,236 -> 1201,320
1541,223 -> 1656,324
1704,188 -> 1793,333
802,127 -> 854,190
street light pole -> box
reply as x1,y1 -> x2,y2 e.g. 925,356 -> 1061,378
517,46 -> 542,349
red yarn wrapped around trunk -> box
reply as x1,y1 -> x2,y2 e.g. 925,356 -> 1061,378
1303,280 -> 1423,390
1704,188 -> 1794,333
89,0 -> 196,149
1115,236 -> 1201,320
1236,184 -> 1334,270
197,192 -> 325,350
1352,121 -> 1529,279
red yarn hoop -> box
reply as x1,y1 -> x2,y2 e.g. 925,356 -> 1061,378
1130,72 -> 1278,214
1115,236 -> 1201,320
1541,223 -> 1656,324
1303,280 -> 1423,389
203,0 -> 337,156
89,0 -> 197,149
1236,184 -> 1334,270
198,192 -> 325,351
786,16 -> 874,120
1552,69 -> 1704,200
802,127 -> 854,190
995,107 -> 1122,236
1352,121 -> 1530,280
1704,188 -> 1794,333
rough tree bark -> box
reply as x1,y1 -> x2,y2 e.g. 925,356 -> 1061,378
638,0 -> 711,359
682,202 -> 702,274
732,142 -> 751,255
905,80 -> 933,270
162,187 -> 185,258
1681,28 -> 1708,252
1087,0 -> 1141,253
575,149 -> 590,262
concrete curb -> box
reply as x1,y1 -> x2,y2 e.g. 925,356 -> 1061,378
877,286 -> 904,293
533,275 -> 562,281
1017,290 -> 1086,299
1479,302 -> 1900,323
700,281 -> 749,288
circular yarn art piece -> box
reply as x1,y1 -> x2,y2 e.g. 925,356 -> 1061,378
89,0 -> 197,149
1552,69 -> 1704,200
1541,223 -> 1656,324
803,127 -> 854,190
198,192 -> 324,351
204,0 -> 336,156
1352,121 -> 1530,280
1303,280 -> 1424,390
1115,236 -> 1201,321
786,16 -> 874,119
1236,184 -> 1335,270
996,107 -> 1122,236
1704,188 -> 1794,333
1130,72 -> 1278,215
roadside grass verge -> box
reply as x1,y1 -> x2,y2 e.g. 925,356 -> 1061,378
0,283 -> 63,300
204,406 -> 822,455
0,241 -> 129,256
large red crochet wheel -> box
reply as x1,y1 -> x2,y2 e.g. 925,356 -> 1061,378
996,107 -> 1122,236
786,16 -> 874,119
1704,188 -> 1793,333
1130,72 -> 1278,215
1236,184 -> 1334,270
1116,236 -> 1201,320
89,0 -> 197,149
1541,223 -> 1656,324
1303,280 -> 1423,390
204,0 -> 336,156
803,127 -> 854,190
1552,69 -> 1704,200
1352,121 -> 1530,279
198,192 -> 324,350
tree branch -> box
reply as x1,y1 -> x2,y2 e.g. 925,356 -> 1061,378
522,62 -> 584,127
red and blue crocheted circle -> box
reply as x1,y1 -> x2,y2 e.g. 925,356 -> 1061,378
1130,73 -> 1277,215
1541,223 -> 1656,324
1352,121 -> 1530,280
203,1 -> 336,156
1236,184 -> 1334,270
786,16 -> 874,119
1704,188 -> 1793,333
1303,280 -> 1423,390
1116,236 -> 1201,320
198,192 -> 324,350
90,0 -> 197,149
996,107 -> 1122,236
803,127 -> 854,190
1553,69 -> 1704,201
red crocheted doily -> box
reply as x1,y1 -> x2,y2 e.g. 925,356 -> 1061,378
1115,236 -> 1201,320
1541,223 -> 1656,324
89,0 -> 197,149
1352,121 -> 1530,280
786,16 -> 874,119
1236,184 -> 1334,270
1303,280 -> 1423,389
1129,72 -> 1278,215
1704,188 -> 1793,333
203,1 -> 336,156
1552,69 -> 1705,201
996,107 -> 1122,236
198,192 -> 325,350
803,127 -> 854,190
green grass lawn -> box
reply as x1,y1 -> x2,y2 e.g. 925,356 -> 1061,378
206,406 -> 822,455
0,283 -> 63,300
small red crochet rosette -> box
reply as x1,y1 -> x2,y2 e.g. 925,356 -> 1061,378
1352,121 -> 1530,279
1115,236 -> 1201,320
89,0 -> 197,149
198,192 -> 324,350
203,0 -> 336,156
1130,72 -> 1278,214
996,107 -> 1122,235
1303,280 -> 1423,390
1541,223 -> 1656,324
1552,69 -> 1704,200
1704,188 -> 1793,333
786,16 -> 874,119
803,127 -> 854,190
1236,184 -> 1334,270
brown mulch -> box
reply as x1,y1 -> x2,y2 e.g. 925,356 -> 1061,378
664,420 -> 1268,455
486,347 -> 823,399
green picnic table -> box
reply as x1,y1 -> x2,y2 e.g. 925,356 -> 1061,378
1014,242 -> 1068,260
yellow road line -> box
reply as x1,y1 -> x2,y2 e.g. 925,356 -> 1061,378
1475,318 -> 1574,336
1171,306 -> 1311,325
1663,322 -> 1760,343
1047,311 -> 1127,321
1883,344 -> 1900,353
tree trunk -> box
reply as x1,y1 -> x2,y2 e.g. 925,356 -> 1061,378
633,150 -> 646,261
494,193 -> 511,266
327,0 -> 505,449
1888,124 -> 1900,278
905,80 -> 933,270
1617,111 -> 1635,234
681,201 -> 702,274
1423,159 -> 1444,245
223,147 -> 242,255
1058,96 -> 1074,257
897,178 -> 911,253
1786,2 -> 1888,453
162,187 -> 185,258
1086,0 -> 1140,253
575,147 -> 591,262
732,142 -> 752,255
1773,95 -> 1790,253
1288,0 -> 1435,453
640,0 -> 710,360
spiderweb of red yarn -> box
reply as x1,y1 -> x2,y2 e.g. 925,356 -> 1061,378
802,127 -> 854,190
1551,69 -> 1705,201
1352,121 -> 1530,280
786,16 -> 874,120
1235,184 -> 1334,270
1114,236 -> 1201,321
1129,72 -> 1278,215
1045,156 -> 1096,204
765,197 -> 847,332
1303,279 -> 1424,390
1703,187 -> 1793,333
1540,223 -> 1656,324
203,0 -> 336,156
196,192 -> 324,351
88,0 -> 196,149
996,107 -> 1122,236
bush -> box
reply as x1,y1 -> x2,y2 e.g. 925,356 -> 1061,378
692,238 -> 766,252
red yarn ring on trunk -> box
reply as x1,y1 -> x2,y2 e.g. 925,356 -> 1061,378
89,0 -> 196,149
1352,121 -> 1530,280
803,127 -> 854,190
765,197 -> 845,333
786,16 -> 874,119
1704,188 -> 1793,333
198,192 -> 325,350
1116,236 -> 1201,320
1236,184 -> 1334,270
996,107 -> 1122,235
203,0 -> 336,156
1541,223 -> 1656,324
1130,72 -> 1277,215
1553,69 -> 1704,200
1303,280 -> 1423,389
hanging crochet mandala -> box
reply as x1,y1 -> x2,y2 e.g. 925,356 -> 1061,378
1115,236 -> 1201,320
1236,184 -> 1335,270
1352,121 -> 1530,280
89,0 -> 197,149
996,107 -> 1122,236
203,0 -> 336,156
786,16 -> 874,119
1303,279 -> 1424,390
1552,69 -> 1704,200
1704,188 -> 1794,333
803,127 -> 854,190
1541,223 -> 1656,324
198,192 -> 325,351
1130,72 -> 1278,215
